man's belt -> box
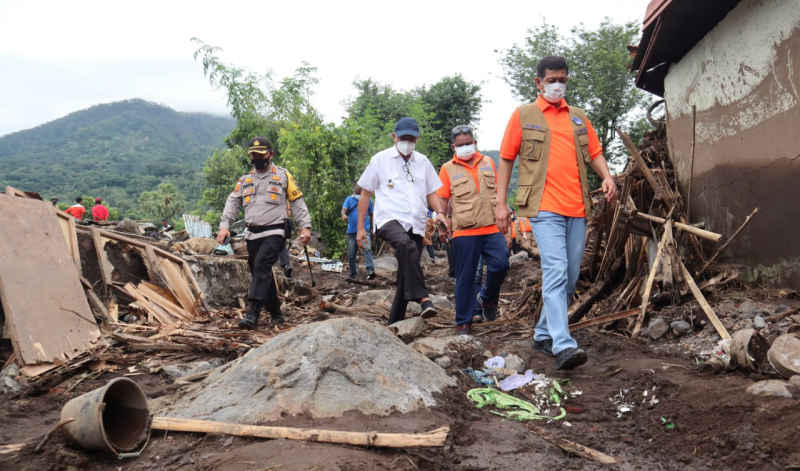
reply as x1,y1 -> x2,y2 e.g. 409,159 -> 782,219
247,222 -> 286,234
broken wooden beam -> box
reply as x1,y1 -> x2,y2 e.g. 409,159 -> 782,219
632,219 -> 672,337
678,258 -> 731,340
151,417 -> 449,448
634,211 -> 721,242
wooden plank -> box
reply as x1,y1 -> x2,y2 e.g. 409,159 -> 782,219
182,260 -> 209,312
137,283 -> 192,322
123,283 -> 177,327
55,211 -> 81,269
90,226 -> 113,289
635,212 -> 721,242
678,258 -> 731,340
571,308 -> 640,330
81,276 -> 109,322
159,259 -> 198,317
151,416 -> 449,448
632,220 -> 671,337
0,196 -> 101,366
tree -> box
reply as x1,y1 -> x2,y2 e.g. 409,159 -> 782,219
137,182 -> 186,223
500,18 -> 648,168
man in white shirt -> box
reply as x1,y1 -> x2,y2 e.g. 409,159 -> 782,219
356,117 -> 448,324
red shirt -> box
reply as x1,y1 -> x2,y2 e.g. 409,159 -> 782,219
92,204 -> 109,221
65,204 -> 86,220
499,96 -> 603,217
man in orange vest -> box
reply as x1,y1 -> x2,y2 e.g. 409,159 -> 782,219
64,197 -> 86,220
436,125 -> 509,335
495,56 -> 617,369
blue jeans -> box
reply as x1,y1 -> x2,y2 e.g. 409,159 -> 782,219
530,212 -> 586,355
452,232 -> 509,325
346,233 -> 375,278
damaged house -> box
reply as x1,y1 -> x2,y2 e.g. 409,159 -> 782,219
632,0 -> 800,287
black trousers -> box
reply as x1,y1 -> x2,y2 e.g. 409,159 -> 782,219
246,235 -> 285,315
377,220 -> 428,324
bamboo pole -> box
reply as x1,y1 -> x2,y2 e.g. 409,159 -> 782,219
635,211 -> 721,242
632,220 -> 671,337
151,416 -> 449,448
678,259 -> 731,340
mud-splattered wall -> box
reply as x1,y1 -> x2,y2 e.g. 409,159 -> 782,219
663,0 -> 800,287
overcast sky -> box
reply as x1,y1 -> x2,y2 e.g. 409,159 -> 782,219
0,0 -> 648,148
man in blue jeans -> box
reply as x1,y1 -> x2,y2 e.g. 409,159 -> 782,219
341,184 -> 375,280
495,56 -> 617,369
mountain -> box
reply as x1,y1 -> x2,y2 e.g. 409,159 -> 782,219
0,99 -> 234,216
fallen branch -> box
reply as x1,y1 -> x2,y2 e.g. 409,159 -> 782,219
151,416 -> 449,448
571,308 -> 639,330
697,207 -> 758,277
617,128 -> 665,202
678,258 -> 731,340
529,424 -> 616,464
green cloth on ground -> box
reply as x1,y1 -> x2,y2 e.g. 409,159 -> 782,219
466,387 -> 566,421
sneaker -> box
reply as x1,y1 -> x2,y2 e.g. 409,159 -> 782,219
555,347 -> 588,370
455,324 -> 471,335
532,338 -> 553,355
476,293 -> 499,322
420,300 -> 438,318
472,313 -> 484,324
366,272 -> 376,280
238,303 -> 261,330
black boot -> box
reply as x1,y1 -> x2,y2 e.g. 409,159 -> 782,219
270,310 -> 285,328
239,301 -> 261,330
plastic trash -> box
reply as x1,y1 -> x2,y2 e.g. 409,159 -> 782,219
464,368 -> 494,386
467,388 -> 565,421
498,369 -> 536,392
484,356 -> 506,369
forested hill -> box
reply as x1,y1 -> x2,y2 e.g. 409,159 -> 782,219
0,99 -> 234,215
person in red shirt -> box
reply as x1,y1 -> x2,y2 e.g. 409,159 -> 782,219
92,197 -> 109,221
495,56 -> 617,370
435,125 -> 508,335
64,197 -> 86,220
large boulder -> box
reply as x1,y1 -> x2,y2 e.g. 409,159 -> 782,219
372,255 -> 398,277
158,318 -> 455,423
768,334 -> 800,378
185,255 -> 251,307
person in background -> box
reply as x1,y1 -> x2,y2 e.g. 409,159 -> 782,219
91,197 -> 109,222
161,219 -> 174,232
64,197 -> 86,220
495,55 -> 617,369
341,184 -> 376,281
356,117 -> 447,324
423,210 -> 437,262
50,198 -> 58,207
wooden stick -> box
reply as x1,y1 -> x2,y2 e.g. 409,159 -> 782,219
81,276 -> 110,322
571,308 -> 640,330
529,425 -> 616,464
151,417 -> 449,448
697,207 -> 758,277
617,128 -> 664,201
766,307 -> 800,323
632,220 -> 671,337
635,211 -> 721,242
687,104 -> 696,220
90,226 -> 113,290
678,258 -> 731,340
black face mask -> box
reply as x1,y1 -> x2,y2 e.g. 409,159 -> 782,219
251,158 -> 269,170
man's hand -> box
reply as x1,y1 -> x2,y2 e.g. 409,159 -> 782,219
435,213 -> 450,241
297,228 -> 311,246
216,228 -> 230,244
601,176 -> 618,202
495,205 -> 510,234
356,228 -> 367,248
341,214 -> 348,221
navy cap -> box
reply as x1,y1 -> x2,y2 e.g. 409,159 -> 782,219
394,117 -> 420,137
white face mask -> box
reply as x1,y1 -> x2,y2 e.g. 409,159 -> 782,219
455,143 -> 476,160
542,82 -> 567,102
396,140 -> 415,156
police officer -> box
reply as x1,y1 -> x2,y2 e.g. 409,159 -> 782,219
217,137 -> 312,329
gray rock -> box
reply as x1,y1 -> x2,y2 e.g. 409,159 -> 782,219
186,255 -> 251,307
411,335 -> 482,359
434,356 -> 452,369
429,294 -> 452,312
767,334 -> 800,378
503,353 -> 526,373
648,317 -> 669,340
0,364 -> 21,393
790,375 -> 800,388
354,289 -> 394,308
389,317 -> 427,342
738,300 -> 759,317
753,315 -> 767,330
162,359 -> 226,379
116,219 -> 143,235
670,320 -> 692,336
508,251 -> 529,267
158,318 -> 455,422
746,380 -> 793,399
372,256 -> 398,276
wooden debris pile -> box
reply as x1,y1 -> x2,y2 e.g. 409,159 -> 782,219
569,127 -> 758,338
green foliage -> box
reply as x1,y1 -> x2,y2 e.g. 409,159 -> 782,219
136,182 -> 186,223
0,99 -> 233,217
499,18 -> 648,166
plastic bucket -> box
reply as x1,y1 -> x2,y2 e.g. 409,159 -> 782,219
60,377 -> 151,458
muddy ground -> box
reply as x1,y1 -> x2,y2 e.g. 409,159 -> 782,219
1,257 -> 799,470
